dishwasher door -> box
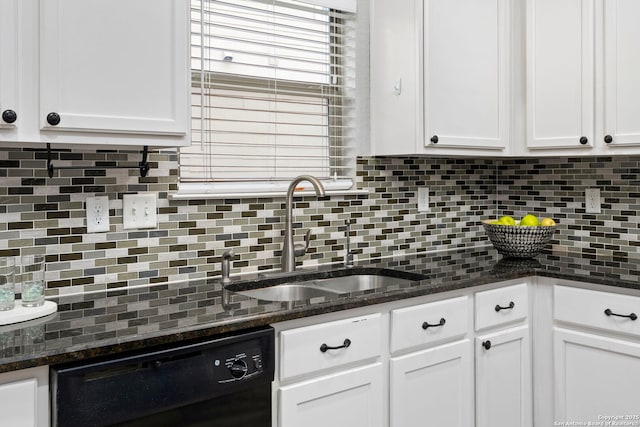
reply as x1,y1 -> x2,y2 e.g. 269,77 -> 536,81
51,327 -> 274,427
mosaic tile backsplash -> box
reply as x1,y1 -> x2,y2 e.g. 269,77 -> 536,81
1,147 -> 639,296
0,148 -> 496,295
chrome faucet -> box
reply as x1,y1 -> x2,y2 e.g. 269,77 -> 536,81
221,250 -> 234,284
281,175 -> 326,272
344,219 -> 355,267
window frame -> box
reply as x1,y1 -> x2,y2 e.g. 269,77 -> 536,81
178,0 -> 358,197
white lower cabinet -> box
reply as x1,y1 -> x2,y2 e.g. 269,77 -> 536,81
475,325 -> 532,427
279,363 -> 384,427
274,282 -> 532,427
273,279 -> 640,427
0,366 -> 49,427
276,313 -> 384,427
554,328 -> 640,423
390,339 -> 473,427
551,283 -> 640,424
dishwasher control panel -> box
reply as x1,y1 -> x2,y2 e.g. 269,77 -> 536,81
213,340 -> 266,383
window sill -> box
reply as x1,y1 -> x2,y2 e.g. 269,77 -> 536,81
168,189 -> 369,201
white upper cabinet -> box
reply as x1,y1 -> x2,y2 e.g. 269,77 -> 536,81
0,0 -> 189,148
424,0 -> 511,152
40,0 -> 188,139
371,0 -> 640,157
522,0 -> 640,155
525,0 -> 595,151
370,0 -> 422,156
370,0 -> 513,156
0,0 -> 19,135
601,0 -> 640,149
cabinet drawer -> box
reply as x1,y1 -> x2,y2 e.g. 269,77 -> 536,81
390,296 -> 469,354
279,313 -> 382,381
475,283 -> 528,331
554,285 -> 640,337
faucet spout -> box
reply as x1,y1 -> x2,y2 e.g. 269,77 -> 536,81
282,175 -> 326,272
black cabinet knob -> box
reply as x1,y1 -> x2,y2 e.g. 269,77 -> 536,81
1,109 -> 17,124
430,135 -> 439,144
46,112 -> 61,126
579,136 -> 588,145
482,340 -> 491,350
604,135 -> 613,144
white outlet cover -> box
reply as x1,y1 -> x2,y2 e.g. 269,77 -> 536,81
86,196 -> 110,233
585,188 -> 602,214
122,193 -> 158,229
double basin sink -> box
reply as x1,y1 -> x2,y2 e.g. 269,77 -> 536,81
225,269 -> 425,302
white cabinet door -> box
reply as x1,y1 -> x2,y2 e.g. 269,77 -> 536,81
39,0 -> 188,141
279,363 -> 383,427
0,366 -> 49,427
370,0 -> 422,156
602,0 -> 640,148
0,0 -> 19,134
424,0 -> 510,151
554,328 -> 640,423
390,340 -> 473,427
476,325 -> 532,427
526,0 -> 595,150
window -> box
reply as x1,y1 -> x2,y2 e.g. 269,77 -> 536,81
180,0 -> 357,196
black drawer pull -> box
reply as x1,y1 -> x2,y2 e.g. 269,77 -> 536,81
422,318 -> 446,330
579,136 -> 588,145
482,340 -> 491,350
604,308 -> 637,321
495,301 -> 515,312
320,338 -> 351,353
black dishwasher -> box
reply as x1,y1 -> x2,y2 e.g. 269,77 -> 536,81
51,326 -> 274,427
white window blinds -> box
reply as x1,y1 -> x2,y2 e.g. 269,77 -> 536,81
181,0 -> 357,195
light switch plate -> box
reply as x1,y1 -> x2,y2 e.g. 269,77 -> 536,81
86,196 -> 110,233
418,187 -> 430,212
122,193 -> 157,229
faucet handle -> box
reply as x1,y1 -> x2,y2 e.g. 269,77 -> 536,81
294,229 -> 312,257
222,250 -> 235,259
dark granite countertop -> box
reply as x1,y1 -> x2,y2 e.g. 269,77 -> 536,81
1,246 -> 639,373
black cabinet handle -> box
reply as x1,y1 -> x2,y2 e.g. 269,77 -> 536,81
579,136 -> 588,145
422,318 -> 446,330
2,109 -> 17,124
495,301 -> 515,312
604,135 -> 613,144
47,112 -> 61,126
320,338 -> 351,353
430,135 -> 438,144
482,340 -> 491,350
604,308 -> 637,321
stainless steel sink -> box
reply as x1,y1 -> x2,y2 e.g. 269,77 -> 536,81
233,283 -> 341,302
229,272 -> 421,302
300,274 -> 414,293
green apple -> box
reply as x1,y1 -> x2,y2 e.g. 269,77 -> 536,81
520,214 -> 539,226
498,215 -> 516,225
